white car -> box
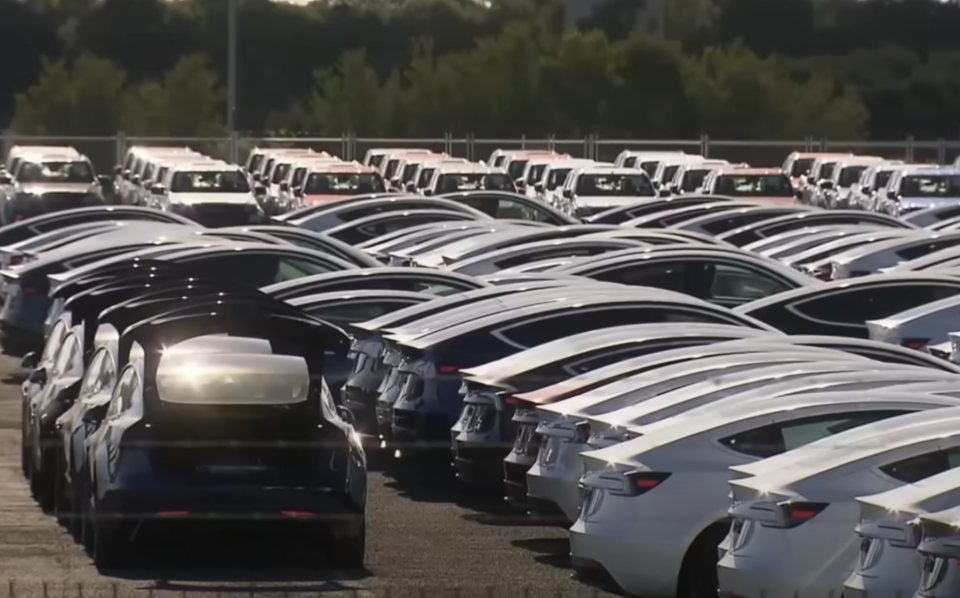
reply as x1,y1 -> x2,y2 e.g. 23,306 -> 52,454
845,467 -> 960,598
719,407 -> 960,598
522,344 -> 857,519
758,226 -> 886,261
830,230 -> 960,280
571,391 -> 960,598
913,505 -> 960,598
868,294 -> 960,351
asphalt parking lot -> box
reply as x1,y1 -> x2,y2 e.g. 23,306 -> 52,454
0,353 -> 609,598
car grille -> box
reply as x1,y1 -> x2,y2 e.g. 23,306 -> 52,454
187,203 -> 261,227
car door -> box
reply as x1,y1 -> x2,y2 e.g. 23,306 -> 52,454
90,366 -> 141,487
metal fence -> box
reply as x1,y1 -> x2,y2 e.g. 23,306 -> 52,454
4,131 -> 960,175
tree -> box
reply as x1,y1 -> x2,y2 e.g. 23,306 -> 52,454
10,53 -> 126,135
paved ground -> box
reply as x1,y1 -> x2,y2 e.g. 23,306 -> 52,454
0,353 -> 612,598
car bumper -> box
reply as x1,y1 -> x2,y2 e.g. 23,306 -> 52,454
503,451 -> 534,507
526,461 -> 578,523
99,486 -> 362,523
391,409 -> 452,453
453,439 -> 508,487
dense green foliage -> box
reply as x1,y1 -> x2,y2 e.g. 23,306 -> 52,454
3,0 -> 960,140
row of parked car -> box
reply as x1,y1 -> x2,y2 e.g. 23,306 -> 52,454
9,143 -> 960,598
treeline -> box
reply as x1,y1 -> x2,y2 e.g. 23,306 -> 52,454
4,0 -> 960,140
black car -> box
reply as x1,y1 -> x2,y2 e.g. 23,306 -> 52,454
672,206 -> 810,236
82,297 -> 366,568
291,196 -> 490,233
263,266 -> 488,301
272,192 -> 410,223
718,210 -> 914,247
623,201 -> 759,229
219,225 -> 382,267
289,289 -> 434,327
735,273 -> 960,337
322,209 -> 482,245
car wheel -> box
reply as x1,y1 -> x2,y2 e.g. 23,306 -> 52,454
677,523 -> 729,598
328,517 -> 366,569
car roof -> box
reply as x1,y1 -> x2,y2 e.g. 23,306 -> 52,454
261,266 -> 483,296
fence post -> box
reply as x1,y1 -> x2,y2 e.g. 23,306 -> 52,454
906,135 -> 915,163
520,133 -> 526,150
466,133 -> 475,161
115,131 -> 127,169
0,129 -> 11,161
229,129 -> 239,164
938,138 -> 947,165
819,138 -> 827,152
445,132 -> 453,156
700,133 -> 710,158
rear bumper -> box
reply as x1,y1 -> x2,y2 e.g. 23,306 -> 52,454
454,440 -> 508,486
391,409 -> 451,452
503,457 -> 532,506
99,486 -> 362,523
343,386 -> 379,437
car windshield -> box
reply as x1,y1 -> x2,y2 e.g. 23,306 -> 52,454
575,173 -> 656,197
547,168 -> 573,189
507,160 -> 529,180
681,168 -> 712,191
875,170 -> 894,189
271,162 -> 293,184
662,165 -> 682,183
304,172 -> 385,194
401,163 -> 419,183
838,166 -> 868,187
436,173 -> 514,192
790,158 -> 815,178
901,175 -> 960,197
820,163 -> 837,180
170,170 -> 250,193
713,174 -> 794,197
526,164 -> 550,184
417,168 -> 436,188
17,160 -> 94,184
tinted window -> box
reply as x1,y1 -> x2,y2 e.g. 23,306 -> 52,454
853,347 -> 949,370
42,320 -> 67,363
710,264 -> 792,303
183,253 -> 334,287
52,334 -> 81,377
496,246 -> 615,271
498,307 -> 731,347
275,257 -> 335,282
79,350 -> 107,396
700,212 -> 791,235
107,367 -> 139,417
309,302 -> 401,323
719,411 -> 911,459
879,447 -> 960,484
797,285 -> 960,324
897,238 -> 960,261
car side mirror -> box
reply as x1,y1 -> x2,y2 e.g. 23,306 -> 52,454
21,351 -> 39,369
337,405 -> 355,425
28,367 -> 47,385
562,189 -> 573,199
423,189 -> 433,196
887,189 -> 898,200
150,183 -> 166,195
294,188 -> 304,198
794,190 -> 803,199
252,173 -> 262,182
113,165 -> 122,176
515,179 -> 526,189
658,189 -> 671,198
131,174 -> 141,184
405,182 -> 416,192
860,185 -> 871,194
819,180 -> 834,190
534,182 -> 543,193
0,173 -> 12,185
97,174 -> 112,187
254,184 -> 267,196
279,182 -> 289,192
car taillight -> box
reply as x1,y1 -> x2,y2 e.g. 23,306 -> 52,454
901,338 -> 930,351
572,421 -> 591,443
8,255 -> 23,265
438,365 -> 458,374
21,286 -> 37,294
764,501 -> 829,529
620,471 -> 672,496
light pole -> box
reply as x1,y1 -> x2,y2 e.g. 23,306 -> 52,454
227,0 -> 238,135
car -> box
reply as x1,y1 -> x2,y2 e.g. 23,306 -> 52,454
80,298 -> 366,568
577,391 -> 960,598
699,167 -> 797,205
784,229 -> 916,276
289,196 -> 490,232
356,221 -> 515,254
734,274 -> 960,337
867,294 -> 960,351
286,290 -> 434,326
554,246 -> 819,307
444,238 -> 646,277
827,231 -> 960,279
322,209 -> 482,245
887,244 -> 960,274
343,280 -> 594,444
271,192 -> 407,223
262,267 -> 488,301
384,290 -> 775,461
152,161 -> 266,226
412,224 -> 620,268
0,221 -> 137,271
902,203 -> 960,228
719,407 -> 960,598
912,506 -> 960,598
718,210 -> 914,247
584,228 -> 721,246
671,206 -> 810,237
845,467 -> 960,598
437,191 -> 579,225
381,224 -> 535,267
623,201 -> 759,229
747,226 -> 886,261
585,195 -> 736,225
452,323 -> 779,488
217,225 -> 382,267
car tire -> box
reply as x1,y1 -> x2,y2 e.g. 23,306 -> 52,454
329,518 -> 366,569
677,522 -> 730,598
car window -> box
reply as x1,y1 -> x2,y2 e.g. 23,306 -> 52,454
106,367 -> 139,418
497,198 -> 552,222
51,333 -> 81,377
497,307 -> 733,347
78,350 -> 107,396
879,447 -> 960,484
852,347 -> 948,370
710,264 -> 792,303
718,410 -> 912,459
275,257 -> 334,282
797,285 -> 960,324
41,320 -> 68,364
309,302 -> 398,323
497,247 -> 613,271
897,238 -> 960,261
